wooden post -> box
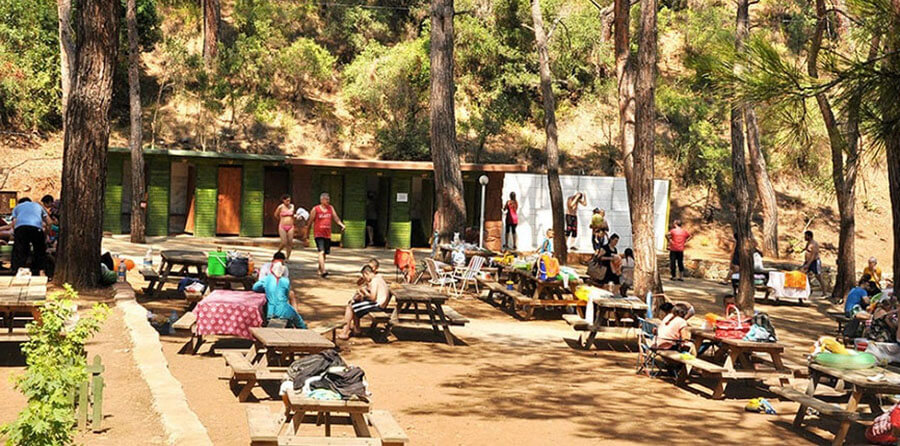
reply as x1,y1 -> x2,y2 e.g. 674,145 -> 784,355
88,355 -> 105,432
77,381 -> 89,430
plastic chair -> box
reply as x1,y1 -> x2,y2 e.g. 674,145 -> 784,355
425,258 -> 457,292
450,255 -> 485,297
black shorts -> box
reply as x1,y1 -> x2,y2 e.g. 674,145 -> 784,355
352,300 -> 385,318
565,214 -> 578,237
808,258 -> 822,275
315,237 -> 331,254
505,222 -> 517,234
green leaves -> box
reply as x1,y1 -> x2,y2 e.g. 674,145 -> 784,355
1,284 -> 109,446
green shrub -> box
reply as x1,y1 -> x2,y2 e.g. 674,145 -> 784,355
1,284 -> 109,446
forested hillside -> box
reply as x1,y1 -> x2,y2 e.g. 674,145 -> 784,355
0,0 -> 894,267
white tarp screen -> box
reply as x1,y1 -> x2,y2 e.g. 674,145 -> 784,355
501,173 -> 670,252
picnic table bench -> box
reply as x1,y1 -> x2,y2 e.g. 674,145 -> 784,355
247,404 -> 409,446
0,275 -> 46,340
773,362 -> 900,445
380,283 -> 467,345
481,268 -> 584,320
563,293 -> 647,349
663,328 -> 794,399
826,311 -> 852,343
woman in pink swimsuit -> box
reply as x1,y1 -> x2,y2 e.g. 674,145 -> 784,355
274,194 -> 295,259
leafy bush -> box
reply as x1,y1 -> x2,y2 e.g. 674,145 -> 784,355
343,38 -> 431,160
1,284 -> 109,446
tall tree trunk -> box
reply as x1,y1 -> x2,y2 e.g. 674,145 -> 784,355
530,0 -> 567,265
631,0 -> 661,296
430,0 -> 466,242
56,0 -> 119,289
57,0 -> 75,121
809,0 -> 858,300
126,0 -> 146,244
885,0 -> 900,284
614,0 -> 636,213
744,108 -> 779,258
202,0 -> 220,69
732,0 -> 755,310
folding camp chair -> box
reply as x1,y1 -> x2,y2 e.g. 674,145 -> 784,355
394,249 -> 418,283
636,317 -> 663,377
425,257 -> 457,292
450,255 -> 485,297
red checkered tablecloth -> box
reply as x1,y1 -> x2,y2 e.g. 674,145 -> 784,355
195,290 -> 266,339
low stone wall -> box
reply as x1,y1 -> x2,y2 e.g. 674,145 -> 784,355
112,283 -> 213,446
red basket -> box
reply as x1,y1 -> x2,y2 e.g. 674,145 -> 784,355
714,304 -> 752,339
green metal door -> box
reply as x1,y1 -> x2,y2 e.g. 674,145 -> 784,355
342,173 -> 366,248
388,175 -> 411,249
146,158 -> 170,236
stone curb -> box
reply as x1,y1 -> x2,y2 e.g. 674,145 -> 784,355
113,282 -> 213,446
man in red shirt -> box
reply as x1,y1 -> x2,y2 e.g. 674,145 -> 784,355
665,219 -> 692,281
305,193 -> 345,278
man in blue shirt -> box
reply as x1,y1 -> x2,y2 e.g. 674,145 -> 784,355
845,276 -> 873,317
10,197 -> 51,275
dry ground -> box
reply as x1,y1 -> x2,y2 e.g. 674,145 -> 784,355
96,236 -> 876,445
0,302 -> 166,445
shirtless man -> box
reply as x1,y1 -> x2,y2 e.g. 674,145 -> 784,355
565,192 -> 587,249
800,230 -> 827,296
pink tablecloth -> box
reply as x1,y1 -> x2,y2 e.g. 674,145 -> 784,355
195,290 -> 266,339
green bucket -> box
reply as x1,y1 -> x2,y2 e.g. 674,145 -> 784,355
207,251 -> 227,276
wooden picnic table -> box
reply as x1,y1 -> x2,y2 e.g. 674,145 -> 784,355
0,275 -> 46,339
564,293 -> 647,349
687,329 -> 793,399
154,249 -> 208,291
779,363 -> 900,445
390,283 -> 467,346
498,267 -> 583,319
249,327 -> 335,366
285,394 -> 372,438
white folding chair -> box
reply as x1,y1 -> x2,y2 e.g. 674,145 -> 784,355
450,255 -> 485,297
425,258 -> 456,292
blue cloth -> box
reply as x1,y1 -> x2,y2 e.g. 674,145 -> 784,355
11,202 -> 47,229
844,287 -> 868,316
253,275 -> 306,328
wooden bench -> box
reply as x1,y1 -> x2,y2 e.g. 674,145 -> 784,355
224,348 -> 285,402
172,311 -> 201,354
366,410 -> 409,446
768,385 -> 859,426
656,350 -> 729,399
247,405 -> 284,446
140,268 -> 160,294
480,280 -> 532,311
278,437 -> 380,445
826,311 -> 852,343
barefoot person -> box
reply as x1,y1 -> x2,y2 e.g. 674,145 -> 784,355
339,264 -> 391,340
274,195 -> 296,259
800,230 -> 826,296
306,193 -> 345,278
565,192 -> 587,249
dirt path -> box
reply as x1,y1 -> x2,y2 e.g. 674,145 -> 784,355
116,239 -> 866,445
0,308 -> 166,445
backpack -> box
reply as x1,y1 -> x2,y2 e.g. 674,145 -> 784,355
538,254 -> 559,280
287,349 -> 346,390
747,312 -> 777,342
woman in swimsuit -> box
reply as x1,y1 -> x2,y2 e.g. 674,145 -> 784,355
274,194 -> 296,259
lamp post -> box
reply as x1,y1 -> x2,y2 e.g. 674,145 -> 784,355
478,175 -> 489,248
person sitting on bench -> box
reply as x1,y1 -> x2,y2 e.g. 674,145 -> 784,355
252,263 -> 306,328
258,251 -> 290,280
339,264 -> 391,340
653,303 -> 694,353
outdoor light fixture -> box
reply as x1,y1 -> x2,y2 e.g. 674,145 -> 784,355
478,175 -> 489,248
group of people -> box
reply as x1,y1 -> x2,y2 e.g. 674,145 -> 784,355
842,260 -> 896,342
501,191 -> 612,253
273,192 -> 345,278
2,194 -> 60,277
250,249 -> 391,342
